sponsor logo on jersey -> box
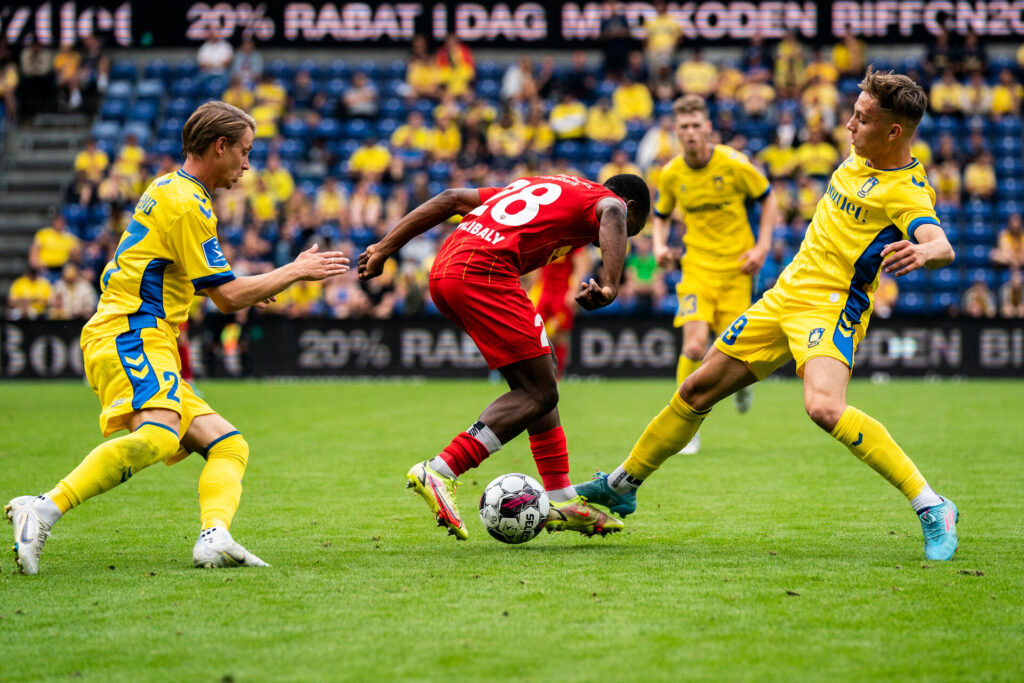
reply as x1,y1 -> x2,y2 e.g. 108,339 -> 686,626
684,201 -> 730,213
202,236 -> 228,268
808,327 -> 825,347
857,177 -> 879,198
825,182 -> 870,223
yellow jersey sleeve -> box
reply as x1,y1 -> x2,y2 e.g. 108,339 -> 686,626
883,174 -> 940,243
164,208 -> 236,292
730,151 -> 771,200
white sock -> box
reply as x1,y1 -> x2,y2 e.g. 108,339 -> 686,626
547,485 -> 576,503
607,466 -> 643,495
467,421 -> 502,454
910,485 -> 944,514
35,496 -> 63,525
428,456 -> 456,479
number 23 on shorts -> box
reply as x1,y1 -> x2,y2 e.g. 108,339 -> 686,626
720,315 -> 747,346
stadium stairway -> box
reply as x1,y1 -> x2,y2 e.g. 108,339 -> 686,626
0,112 -> 90,291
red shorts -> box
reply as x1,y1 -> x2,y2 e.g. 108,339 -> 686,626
536,293 -> 574,333
429,277 -> 551,370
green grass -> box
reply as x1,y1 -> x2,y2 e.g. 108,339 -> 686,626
1,378 -> 1022,682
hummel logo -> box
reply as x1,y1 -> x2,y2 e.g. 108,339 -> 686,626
129,366 -> 150,380
911,177 -> 926,188
851,432 -> 863,447
124,353 -> 145,366
197,204 -> 213,219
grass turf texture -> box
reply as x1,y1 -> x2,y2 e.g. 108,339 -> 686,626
0,378 -> 1021,682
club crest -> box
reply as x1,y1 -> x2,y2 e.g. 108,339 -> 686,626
808,328 -> 825,348
713,176 -> 724,191
857,177 -> 879,198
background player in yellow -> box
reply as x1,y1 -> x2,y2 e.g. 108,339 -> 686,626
652,94 -> 778,454
6,102 -> 349,575
579,67 -> 961,562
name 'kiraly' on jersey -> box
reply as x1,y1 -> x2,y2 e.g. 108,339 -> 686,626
81,169 -> 236,346
774,149 -> 941,319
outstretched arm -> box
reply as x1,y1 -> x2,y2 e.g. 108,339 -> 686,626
576,198 -> 628,310
204,244 -> 349,313
882,223 -> 955,277
739,188 -> 778,275
358,188 -> 482,280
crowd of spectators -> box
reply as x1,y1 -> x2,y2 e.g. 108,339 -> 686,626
10,12 -> 1024,322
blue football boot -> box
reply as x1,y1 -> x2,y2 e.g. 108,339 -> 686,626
573,471 -> 637,518
918,498 -> 959,561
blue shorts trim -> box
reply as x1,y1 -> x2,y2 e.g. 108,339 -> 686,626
138,421 -> 180,438
115,330 -> 161,410
201,430 -> 242,456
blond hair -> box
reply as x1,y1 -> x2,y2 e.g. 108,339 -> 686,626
672,94 -> 708,118
181,101 -> 256,159
858,65 -> 928,127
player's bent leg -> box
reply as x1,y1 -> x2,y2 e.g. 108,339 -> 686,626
677,321 -> 710,388
803,357 -> 958,560
406,460 -> 468,540
7,408 -> 181,575
184,414 -> 268,568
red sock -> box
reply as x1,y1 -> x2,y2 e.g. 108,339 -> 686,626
553,344 -> 568,380
178,340 -> 194,382
439,432 -> 490,477
529,426 -> 570,491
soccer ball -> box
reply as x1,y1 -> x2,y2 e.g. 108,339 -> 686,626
478,473 -> 550,544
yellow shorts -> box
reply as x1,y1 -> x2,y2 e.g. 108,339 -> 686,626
83,328 -> 214,459
712,287 -> 870,380
674,266 -> 753,334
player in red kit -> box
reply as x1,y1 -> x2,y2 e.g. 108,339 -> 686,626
533,248 -> 590,380
359,174 -> 650,540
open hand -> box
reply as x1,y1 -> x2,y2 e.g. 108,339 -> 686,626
293,244 -> 349,281
881,240 -> 929,277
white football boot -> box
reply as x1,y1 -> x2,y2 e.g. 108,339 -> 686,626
678,432 -> 701,455
6,495 -> 61,576
193,527 -> 269,568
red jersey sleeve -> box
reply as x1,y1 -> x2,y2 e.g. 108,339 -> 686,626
476,187 -> 501,204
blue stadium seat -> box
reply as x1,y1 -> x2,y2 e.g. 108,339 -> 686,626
358,60 -> 379,79
128,100 -> 158,123
932,267 -> 961,290
477,79 -> 500,100
202,75 -> 228,99
626,120 -> 646,141
428,162 -> 450,182
296,58 -> 323,80
412,99 -> 433,119
935,115 -> 961,137
91,120 -> 121,142
381,98 -> 406,120
107,80 -> 133,100
174,60 -> 198,79
998,178 -> 1022,200
63,204 -> 88,235
158,117 -> 182,140
279,138 -> 306,161
894,292 -> 926,315
136,79 -> 163,101
995,115 -> 1022,137
340,139 -> 360,157
964,244 -> 991,267
170,78 -> 198,99
477,60 -> 500,80
328,59 -> 349,80
281,118 -> 309,141
250,138 -> 268,162
998,156 -> 1023,179
555,140 -> 580,159
931,291 -> 957,313
969,267 -> 996,289
964,199 -> 993,221
165,97 -> 191,119
377,117 -> 398,138
110,61 -> 137,82
96,139 -> 115,157
152,138 -> 178,157
899,268 -> 927,292
121,121 -> 151,144
998,199 -> 1022,220
326,78 -> 348,98
654,99 -> 673,118
314,118 -> 341,140
620,139 -> 638,157
144,59 -> 169,82
587,140 -> 610,162
99,99 -> 128,122
344,118 -> 375,140
995,136 -> 1022,157
267,59 -> 291,81
386,59 -> 406,80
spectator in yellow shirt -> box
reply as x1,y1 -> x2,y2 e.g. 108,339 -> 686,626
222,75 -> 255,111
348,138 -> 392,180
613,79 -> 654,123
933,161 -> 962,205
803,48 -> 838,84
801,75 -> 839,128
774,32 -> 805,98
254,73 -> 287,115
0,57 -> 19,122
436,34 -> 475,97
832,35 -> 865,77
964,151 -> 996,200
390,111 -> 435,153
598,148 -> 642,183
249,176 -> 279,223
643,1 -> 680,70
7,268 -> 51,320
795,128 -> 839,179
432,113 -> 462,161
262,153 -> 295,204
737,68 -> 776,117
585,98 -> 626,144
992,213 -> 1024,268
488,108 -> 529,160
523,104 -> 555,155
315,176 -> 348,226
74,139 -> 108,184
251,100 -> 279,139
675,49 -> 717,97
549,93 -> 588,140
961,70 -> 992,116
759,135 -> 797,179
991,68 -> 1023,117
407,35 -> 443,100
30,214 -> 79,274
930,69 -> 963,114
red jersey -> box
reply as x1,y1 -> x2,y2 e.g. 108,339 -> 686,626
430,175 -> 624,284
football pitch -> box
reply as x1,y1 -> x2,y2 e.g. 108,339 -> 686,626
1,378 -> 1021,681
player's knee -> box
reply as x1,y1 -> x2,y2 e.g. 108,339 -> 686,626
679,374 -> 712,412
804,397 -> 844,432
532,383 -> 559,417
682,341 -> 705,361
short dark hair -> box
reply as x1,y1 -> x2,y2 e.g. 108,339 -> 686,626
859,65 -> 928,127
603,173 -> 650,230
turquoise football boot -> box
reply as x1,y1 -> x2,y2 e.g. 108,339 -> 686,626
573,471 -> 637,518
918,498 -> 959,561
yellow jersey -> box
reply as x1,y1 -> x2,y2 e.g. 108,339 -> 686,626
33,226 -> 79,268
774,151 -> 941,317
654,145 -> 771,273
81,169 -> 235,346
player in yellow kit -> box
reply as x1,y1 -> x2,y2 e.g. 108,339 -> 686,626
653,95 -> 778,453
578,67 -> 961,561
6,102 -> 349,575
